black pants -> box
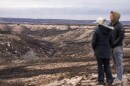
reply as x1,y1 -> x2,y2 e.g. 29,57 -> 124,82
96,58 -> 113,84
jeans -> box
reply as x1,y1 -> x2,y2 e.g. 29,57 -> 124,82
96,58 -> 113,83
112,46 -> 123,80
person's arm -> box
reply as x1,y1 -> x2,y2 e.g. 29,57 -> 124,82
92,30 -> 98,51
112,25 -> 125,48
109,31 -> 113,48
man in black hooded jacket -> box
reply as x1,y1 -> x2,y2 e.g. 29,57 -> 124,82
110,11 -> 125,85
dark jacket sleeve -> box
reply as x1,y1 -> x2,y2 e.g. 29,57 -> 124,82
109,32 -> 113,48
112,25 -> 125,48
92,30 -> 98,51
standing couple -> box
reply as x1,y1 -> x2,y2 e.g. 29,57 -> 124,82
92,11 -> 125,85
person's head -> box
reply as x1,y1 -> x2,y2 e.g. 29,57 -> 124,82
95,17 -> 114,30
95,17 -> 106,25
110,11 -> 121,24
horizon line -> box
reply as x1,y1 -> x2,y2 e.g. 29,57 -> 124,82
0,17 -> 130,21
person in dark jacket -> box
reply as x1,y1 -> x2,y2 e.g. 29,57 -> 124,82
109,11 -> 125,85
92,17 -> 114,85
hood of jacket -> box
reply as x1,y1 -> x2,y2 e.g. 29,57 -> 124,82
111,11 -> 121,25
98,24 -> 112,35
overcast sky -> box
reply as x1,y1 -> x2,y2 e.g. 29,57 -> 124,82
0,0 -> 129,20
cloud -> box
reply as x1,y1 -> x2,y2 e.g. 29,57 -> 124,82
0,0 -> 129,20
0,0 -> 130,8
0,7 -> 129,20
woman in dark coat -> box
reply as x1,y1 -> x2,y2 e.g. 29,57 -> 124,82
92,17 -> 114,85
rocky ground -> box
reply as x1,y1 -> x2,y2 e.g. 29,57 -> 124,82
0,23 -> 130,86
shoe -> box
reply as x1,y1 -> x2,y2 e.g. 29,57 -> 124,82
112,78 -> 123,85
107,83 -> 112,86
96,82 -> 105,85
107,80 -> 113,86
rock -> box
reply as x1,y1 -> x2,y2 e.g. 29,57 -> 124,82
22,50 -> 38,60
45,76 -> 82,86
91,73 -> 97,80
122,75 -> 130,86
7,42 -> 10,47
69,76 -> 82,86
80,80 -> 87,83
81,82 -> 89,86
89,82 -> 96,86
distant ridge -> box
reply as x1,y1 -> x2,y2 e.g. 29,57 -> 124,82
0,17 -> 130,25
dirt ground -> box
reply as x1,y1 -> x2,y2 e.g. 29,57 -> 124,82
0,24 -> 130,86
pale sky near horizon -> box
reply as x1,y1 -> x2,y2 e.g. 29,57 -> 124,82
0,0 -> 129,20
